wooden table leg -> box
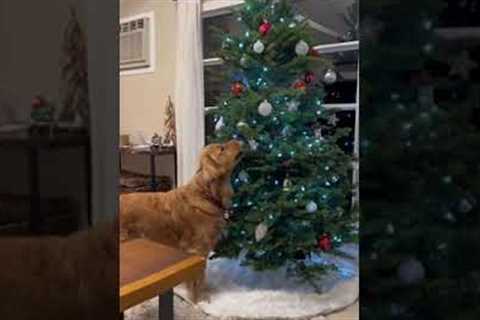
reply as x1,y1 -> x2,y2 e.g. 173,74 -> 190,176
28,146 -> 43,233
150,153 -> 158,192
158,289 -> 174,320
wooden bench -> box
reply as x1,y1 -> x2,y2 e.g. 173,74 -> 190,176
120,239 -> 205,320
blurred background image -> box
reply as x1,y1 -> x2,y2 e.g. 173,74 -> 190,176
0,0 -> 118,319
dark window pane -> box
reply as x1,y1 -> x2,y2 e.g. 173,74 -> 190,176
204,64 -> 229,107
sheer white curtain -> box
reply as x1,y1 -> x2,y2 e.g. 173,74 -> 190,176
175,0 -> 205,186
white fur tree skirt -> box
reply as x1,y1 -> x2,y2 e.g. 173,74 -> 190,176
126,244 -> 358,320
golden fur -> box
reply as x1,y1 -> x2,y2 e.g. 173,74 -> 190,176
0,223 -> 117,320
119,140 -> 243,302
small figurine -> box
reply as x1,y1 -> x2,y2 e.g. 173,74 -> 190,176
151,133 -> 162,148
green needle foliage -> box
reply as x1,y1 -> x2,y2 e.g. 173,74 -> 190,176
361,0 -> 480,318
208,0 -> 357,286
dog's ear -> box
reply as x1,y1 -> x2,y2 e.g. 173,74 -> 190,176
198,150 -> 224,182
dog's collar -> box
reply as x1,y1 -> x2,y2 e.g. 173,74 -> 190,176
202,189 -> 227,212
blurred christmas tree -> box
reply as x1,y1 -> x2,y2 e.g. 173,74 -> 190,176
59,6 -> 89,125
163,96 -> 176,145
361,0 -> 480,318
208,0 -> 357,286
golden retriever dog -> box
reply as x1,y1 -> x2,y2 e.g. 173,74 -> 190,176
120,140 -> 243,302
0,223 -> 117,320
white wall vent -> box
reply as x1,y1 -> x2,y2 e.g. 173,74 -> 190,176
120,12 -> 155,74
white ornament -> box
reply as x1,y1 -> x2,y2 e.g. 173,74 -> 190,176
423,43 -> 433,54
240,56 -> 248,67
444,211 -> 456,222
397,258 -> 425,285
314,128 -> 323,139
215,117 -> 225,131
287,100 -> 300,112
238,170 -> 249,183
386,223 -> 395,234
236,121 -> 249,130
248,139 -> 258,151
306,201 -> 318,213
324,69 -> 337,84
295,40 -> 310,56
423,19 -> 433,30
458,198 -> 474,213
253,40 -> 265,54
258,100 -> 273,117
255,223 -> 268,242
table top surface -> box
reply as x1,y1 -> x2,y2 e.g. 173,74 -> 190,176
119,239 -> 205,311
120,145 -> 175,155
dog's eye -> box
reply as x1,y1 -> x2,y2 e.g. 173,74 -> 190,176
219,146 -> 225,152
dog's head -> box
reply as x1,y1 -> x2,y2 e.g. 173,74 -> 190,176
198,140 -> 243,182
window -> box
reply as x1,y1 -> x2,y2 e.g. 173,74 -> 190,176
120,12 -> 155,75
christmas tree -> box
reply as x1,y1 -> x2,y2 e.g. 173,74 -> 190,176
208,0 -> 357,286
361,0 -> 480,318
59,6 -> 89,125
163,96 -> 176,145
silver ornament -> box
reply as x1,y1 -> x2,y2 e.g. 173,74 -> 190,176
423,19 -> 433,30
238,170 -> 249,183
306,201 -> 318,213
248,139 -> 258,151
240,56 -> 247,67
295,40 -> 310,56
458,198 -> 474,213
287,100 -> 300,112
444,211 -> 456,222
215,117 -> 225,131
323,69 -> 337,84
386,223 -> 395,234
258,99 -> 273,117
255,223 -> 268,242
397,258 -> 425,285
253,40 -> 265,54
283,178 -> 292,191
423,43 -> 433,54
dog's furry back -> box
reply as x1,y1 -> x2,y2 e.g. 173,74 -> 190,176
0,224 -> 117,320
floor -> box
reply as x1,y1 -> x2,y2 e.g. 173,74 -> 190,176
173,296 -> 359,320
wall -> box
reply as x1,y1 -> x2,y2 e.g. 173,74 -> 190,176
120,0 -> 177,181
120,0 -> 177,141
0,0 -> 91,230
0,0 -> 85,122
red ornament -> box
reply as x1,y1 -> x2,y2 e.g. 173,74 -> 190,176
259,20 -> 272,36
304,71 -> 315,84
32,96 -> 45,109
231,82 -> 245,97
293,80 -> 307,92
318,234 -> 332,251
